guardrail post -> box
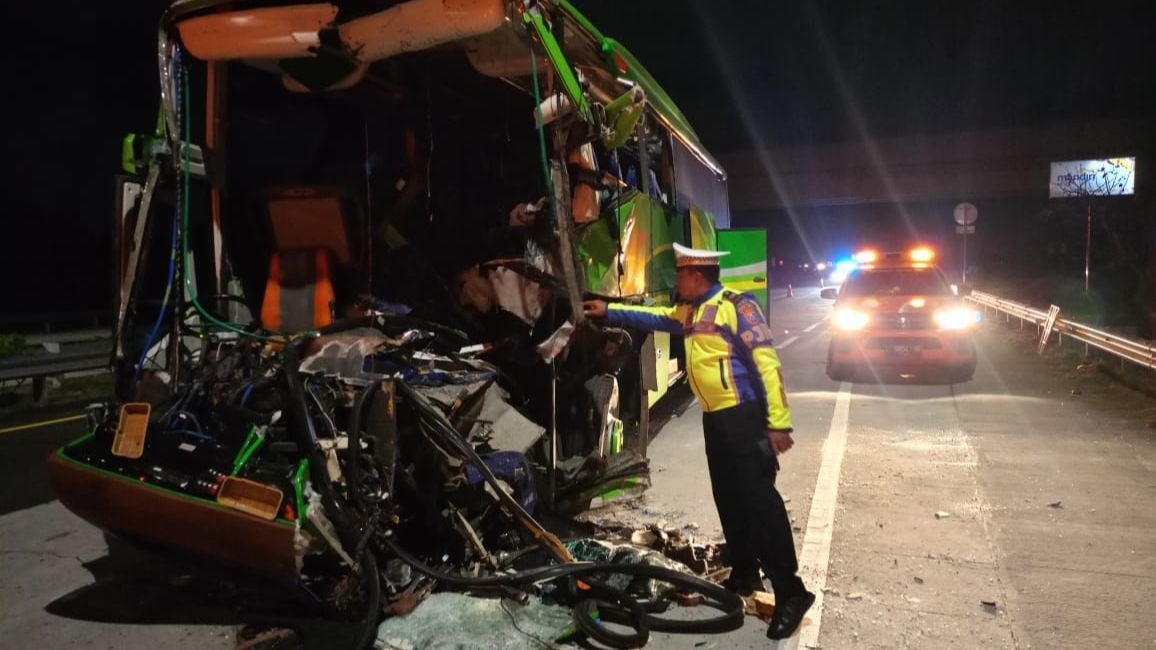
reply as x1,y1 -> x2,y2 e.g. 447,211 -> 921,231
978,290 -> 1155,370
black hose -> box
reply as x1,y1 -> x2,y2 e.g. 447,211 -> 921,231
346,383 -> 377,510
380,536 -> 744,634
173,409 -> 204,434
276,354 -> 381,650
382,535 -> 590,587
572,597 -> 649,649
350,551 -> 382,650
389,381 -> 744,635
283,343 -> 356,549
572,569 -> 742,635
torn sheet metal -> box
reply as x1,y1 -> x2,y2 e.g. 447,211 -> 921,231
305,488 -> 355,568
575,191 -> 678,298
535,321 -> 574,362
569,143 -> 601,224
490,265 -> 544,325
575,216 -> 621,296
413,378 -> 491,412
298,328 -> 391,385
465,384 -> 545,454
584,374 -> 619,457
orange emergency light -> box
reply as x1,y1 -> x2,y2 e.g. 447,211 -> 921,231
909,247 -> 935,262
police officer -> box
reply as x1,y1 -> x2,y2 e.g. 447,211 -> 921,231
583,243 -> 815,640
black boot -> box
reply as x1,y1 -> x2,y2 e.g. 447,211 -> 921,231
766,590 -> 815,640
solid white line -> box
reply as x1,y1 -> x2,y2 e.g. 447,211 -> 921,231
803,317 -> 829,334
795,381 -> 852,649
778,336 -> 800,350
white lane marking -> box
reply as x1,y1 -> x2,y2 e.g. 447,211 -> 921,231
795,381 -> 852,649
960,427 -> 1025,646
778,336 -> 800,350
803,316 -> 829,334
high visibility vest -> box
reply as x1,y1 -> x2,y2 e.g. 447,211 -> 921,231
606,285 -> 793,431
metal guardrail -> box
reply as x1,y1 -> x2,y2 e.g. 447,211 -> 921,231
0,350 -> 109,383
0,335 -> 111,402
23,329 -> 111,347
966,290 -> 1156,370
0,310 -> 112,333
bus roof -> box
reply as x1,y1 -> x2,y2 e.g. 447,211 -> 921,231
555,0 -> 725,178
165,0 -> 724,178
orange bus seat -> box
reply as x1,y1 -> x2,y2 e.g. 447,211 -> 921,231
260,248 -> 335,332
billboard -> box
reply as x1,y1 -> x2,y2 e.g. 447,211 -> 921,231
1049,157 -> 1136,198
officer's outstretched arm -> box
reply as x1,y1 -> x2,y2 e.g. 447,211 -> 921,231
604,302 -> 687,335
731,296 -> 794,432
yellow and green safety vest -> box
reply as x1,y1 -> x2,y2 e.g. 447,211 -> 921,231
606,284 -> 793,431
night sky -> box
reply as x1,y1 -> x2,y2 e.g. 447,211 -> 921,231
5,1 -> 1152,319
578,1 -> 1155,149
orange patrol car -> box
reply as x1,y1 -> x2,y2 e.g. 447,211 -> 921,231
821,247 -> 979,382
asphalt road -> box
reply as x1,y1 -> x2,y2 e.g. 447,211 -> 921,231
2,286 -> 1154,649
611,286 -> 1156,649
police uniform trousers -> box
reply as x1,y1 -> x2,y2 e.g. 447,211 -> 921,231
703,400 -> 806,600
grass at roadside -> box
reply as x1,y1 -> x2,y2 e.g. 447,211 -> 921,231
0,373 -> 113,425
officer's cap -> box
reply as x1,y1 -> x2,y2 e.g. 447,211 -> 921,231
673,242 -> 730,268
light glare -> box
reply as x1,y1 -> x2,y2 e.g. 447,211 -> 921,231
834,309 -> 870,330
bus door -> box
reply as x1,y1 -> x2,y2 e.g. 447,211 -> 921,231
718,228 -> 769,312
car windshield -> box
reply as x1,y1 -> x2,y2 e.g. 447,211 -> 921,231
841,268 -> 950,296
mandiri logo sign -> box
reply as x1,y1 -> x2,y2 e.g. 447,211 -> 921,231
1049,157 -> 1136,198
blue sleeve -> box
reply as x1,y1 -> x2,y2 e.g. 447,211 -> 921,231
728,295 -> 793,431
731,294 -> 776,351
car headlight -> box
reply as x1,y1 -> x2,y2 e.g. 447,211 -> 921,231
834,309 -> 870,330
934,307 -> 978,330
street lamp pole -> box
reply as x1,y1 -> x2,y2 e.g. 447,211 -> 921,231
1084,201 -> 1091,294
962,227 -> 968,285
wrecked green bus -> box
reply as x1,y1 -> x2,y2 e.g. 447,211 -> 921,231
50,0 -> 742,640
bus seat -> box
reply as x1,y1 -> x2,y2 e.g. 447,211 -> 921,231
260,248 -> 335,332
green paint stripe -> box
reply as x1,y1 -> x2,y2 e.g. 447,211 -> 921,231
720,272 -> 766,283
524,11 -> 591,122
726,281 -> 765,292
294,459 -> 310,521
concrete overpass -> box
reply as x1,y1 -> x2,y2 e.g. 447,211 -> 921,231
715,119 -> 1154,333
719,119 -> 1150,210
